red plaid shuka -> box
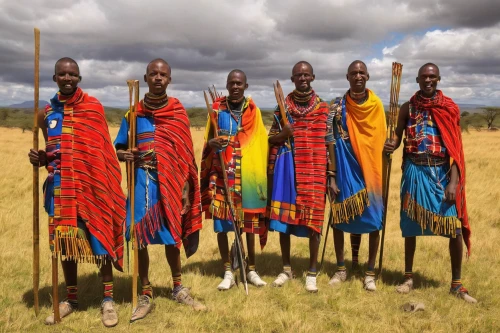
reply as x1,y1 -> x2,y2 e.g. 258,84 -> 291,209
268,93 -> 329,233
49,87 -> 126,270
410,90 -> 471,255
135,98 -> 203,254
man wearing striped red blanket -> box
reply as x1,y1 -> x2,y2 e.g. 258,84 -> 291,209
28,57 -> 126,327
115,58 -> 205,322
268,61 -> 329,293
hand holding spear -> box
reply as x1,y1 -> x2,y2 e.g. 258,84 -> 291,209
378,62 -> 403,280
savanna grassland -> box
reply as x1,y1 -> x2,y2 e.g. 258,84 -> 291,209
0,127 -> 499,333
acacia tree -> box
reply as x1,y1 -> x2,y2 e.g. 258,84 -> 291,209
482,107 -> 500,130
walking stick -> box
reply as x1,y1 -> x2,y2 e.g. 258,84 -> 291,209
319,194 -> 333,274
32,27 -> 40,317
127,80 -> 139,310
203,91 -> 249,295
378,62 -> 403,280
273,81 -> 288,126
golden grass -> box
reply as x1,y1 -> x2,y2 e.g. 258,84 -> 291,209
0,127 -> 499,332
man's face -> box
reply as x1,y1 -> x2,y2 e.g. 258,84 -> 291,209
144,61 -> 171,95
53,61 -> 80,95
226,72 -> 248,101
417,65 -> 440,98
346,62 -> 369,93
291,63 -> 315,92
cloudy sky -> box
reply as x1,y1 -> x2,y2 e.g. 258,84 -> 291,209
1,0 -> 499,108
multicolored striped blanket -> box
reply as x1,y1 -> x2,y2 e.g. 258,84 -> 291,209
46,87 -> 126,270
268,93 -> 329,233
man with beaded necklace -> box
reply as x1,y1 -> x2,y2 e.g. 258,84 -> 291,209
267,61 -> 330,292
326,60 -> 386,291
115,58 -> 206,322
200,69 -> 269,290
29,57 -> 126,327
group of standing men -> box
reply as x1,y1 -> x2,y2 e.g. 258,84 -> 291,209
28,56 -> 476,328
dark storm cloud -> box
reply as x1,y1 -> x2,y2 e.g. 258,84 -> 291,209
0,0 -> 499,107
407,0 -> 500,29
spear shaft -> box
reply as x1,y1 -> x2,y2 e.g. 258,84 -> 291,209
378,62 -> 403,280
32,27 -> 40,317
127,80 -> 140,310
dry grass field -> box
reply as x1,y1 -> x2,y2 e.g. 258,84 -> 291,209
0,126 -> 499,332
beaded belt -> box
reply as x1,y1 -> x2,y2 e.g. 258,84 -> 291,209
407,153 -> 447,166
136,150 -> 157,170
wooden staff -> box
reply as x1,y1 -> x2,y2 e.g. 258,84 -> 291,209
319,195 -> 334,274
207,87 -> 215,103
126,80 -> 140,310
212,85 -> 219,99
273,81 -> 288,126
378,62 -> 403,280
32,27 -> 41,317
203,91 -> 248,295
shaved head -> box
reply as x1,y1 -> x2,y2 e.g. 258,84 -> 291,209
293,61 -> 314,74
54,57 -> 79,74
418,63 -> 440,76
227,69 -> 247,83
347,60 -> 367,73
147,58 -> 171,75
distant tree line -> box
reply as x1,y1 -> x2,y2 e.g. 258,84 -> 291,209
1,106 -> 498,133
0,107 -> 278,132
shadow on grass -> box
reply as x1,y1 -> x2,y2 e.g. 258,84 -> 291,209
22,274 -> 171,311
183,251 -> 314,279
184,251 -> 441,288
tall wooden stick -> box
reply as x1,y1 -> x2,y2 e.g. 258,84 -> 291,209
127,80 -> 139,310
212,85 -> 219,99
208,87 -> 215,103
378,62 -> 403,280
32,27 -> 40,317
319,197 -> 333,274
273,81 -> 288,126
203,91 -> 248,295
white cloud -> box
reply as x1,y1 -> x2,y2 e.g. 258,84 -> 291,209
0,0 -> 499,107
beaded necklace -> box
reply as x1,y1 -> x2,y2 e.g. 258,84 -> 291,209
349,89 -> 368,105
285,89 -> 319,116
219,97 -> 246,147
144,92 -> 169,110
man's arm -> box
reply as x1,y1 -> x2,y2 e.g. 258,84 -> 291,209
269,123 -> 293,144
28,109 -> 48,167
444,162 -> 459,203
327,143 -> 340,200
